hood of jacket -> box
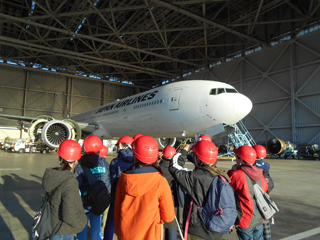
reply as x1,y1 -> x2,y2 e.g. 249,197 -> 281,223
238,164 -> 263,182
200,165 -> 231,182
42,167 -> 75,192
78,153 -> 99,168
118,148 -> 134,163
121,167 -> 162,197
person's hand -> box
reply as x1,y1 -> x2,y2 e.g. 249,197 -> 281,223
183,143 -> 195,152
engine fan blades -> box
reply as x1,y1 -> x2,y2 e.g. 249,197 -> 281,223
46,124 -> 67,146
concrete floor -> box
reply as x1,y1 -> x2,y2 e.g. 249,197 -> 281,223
0,150 -> 319,240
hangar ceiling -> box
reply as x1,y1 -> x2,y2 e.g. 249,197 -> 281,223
1,0 -> 320,88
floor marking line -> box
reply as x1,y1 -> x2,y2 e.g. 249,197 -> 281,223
0,168 -> 22,170
280,227 -> 320,240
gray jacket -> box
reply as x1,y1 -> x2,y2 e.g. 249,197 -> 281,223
42,167 -> 87,235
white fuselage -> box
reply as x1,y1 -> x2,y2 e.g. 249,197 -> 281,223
71,80 -> 252,138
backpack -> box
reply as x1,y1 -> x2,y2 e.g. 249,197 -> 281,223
262,169 -> 274,194
82,166 -> 110,215
32,190 -> 60,240
252,183 -> 279,220
197,176 -> 238,234
244,172 -> 279,220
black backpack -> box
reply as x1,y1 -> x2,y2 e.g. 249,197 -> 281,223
82,166 -> 110,215
32,189 -> 60,240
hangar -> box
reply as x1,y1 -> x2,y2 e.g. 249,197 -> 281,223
1,2 -> 320,240
0,0 -> 320,146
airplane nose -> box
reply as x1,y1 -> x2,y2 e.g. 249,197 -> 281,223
233,94 -> 253,119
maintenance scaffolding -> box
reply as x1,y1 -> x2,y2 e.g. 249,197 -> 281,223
220,120 -> 256,158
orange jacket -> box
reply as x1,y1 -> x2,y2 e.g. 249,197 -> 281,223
115,168 -> 175,240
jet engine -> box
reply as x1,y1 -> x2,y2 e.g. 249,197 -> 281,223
28,116 -> 82,148
155,137 -> 177,150
267,138 -> 296,155
42,120 -> 72,148
218,144 -> 229,154
42,120 -> 82,148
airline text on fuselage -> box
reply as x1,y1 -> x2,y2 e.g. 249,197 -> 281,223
95,90 -> 159,114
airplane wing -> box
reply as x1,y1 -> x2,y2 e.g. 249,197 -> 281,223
0,114 -> 34,122
0,113 -> 100,147
0,126 -> 22,130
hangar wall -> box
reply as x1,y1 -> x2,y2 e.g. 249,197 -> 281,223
0,66 -> 135,140
185,30 -> 320,145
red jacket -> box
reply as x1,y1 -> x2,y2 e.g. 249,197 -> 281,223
115,167 -> 175,240
227,164 -> 268,229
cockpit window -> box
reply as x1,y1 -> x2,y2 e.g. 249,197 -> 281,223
209,89 -> 216,95
225,88 -> 238,93
210,88 -> 238,95
217,88 -> 225,94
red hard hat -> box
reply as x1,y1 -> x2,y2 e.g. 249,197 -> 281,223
58,140 -> 82,161
116,136 -> 134,146
133,136 -> 159,164
99,145 -> 109,157
253,145 -> 267,158
133,134 -> 143,141
198,134 -> 212,142
162,146 -> 177,159
233,145 -> 257,164
191,141 -> 218,164
83,135 -> 102,154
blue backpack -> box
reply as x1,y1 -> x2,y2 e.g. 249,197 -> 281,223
198,176 -> 237,234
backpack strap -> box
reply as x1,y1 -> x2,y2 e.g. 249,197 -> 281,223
216,176 -> 227,216
219,175 -> 227,182
184,199 -> 193,240
82,166 -> 97,186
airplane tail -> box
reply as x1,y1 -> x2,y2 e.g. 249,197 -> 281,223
62,91 -> 69,118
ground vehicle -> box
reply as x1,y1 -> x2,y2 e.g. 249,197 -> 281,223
1,137 -> 16,150
296,144 -> 320,160
12,139 -> 30,153
11,139 -> 56,154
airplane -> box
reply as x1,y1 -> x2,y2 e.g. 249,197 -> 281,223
0,80 -> 253,149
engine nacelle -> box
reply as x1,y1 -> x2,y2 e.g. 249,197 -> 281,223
28,115 -> 55,142
155,137 -> 177,150
63,119 -> 82,142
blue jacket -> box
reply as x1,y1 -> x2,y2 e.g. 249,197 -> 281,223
74,154 -> 111,203
110,148 -> 134,203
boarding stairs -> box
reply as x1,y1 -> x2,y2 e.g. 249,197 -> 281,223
221,120 -> 256,158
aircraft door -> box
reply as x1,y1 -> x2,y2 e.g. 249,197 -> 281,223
169,89 -> 182,111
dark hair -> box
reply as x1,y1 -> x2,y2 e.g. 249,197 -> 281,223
59,157 -> 73,171
162,157 -> 171,161
134,159 -> 163,175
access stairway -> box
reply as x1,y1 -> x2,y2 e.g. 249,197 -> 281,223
220,120 -> 256,157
